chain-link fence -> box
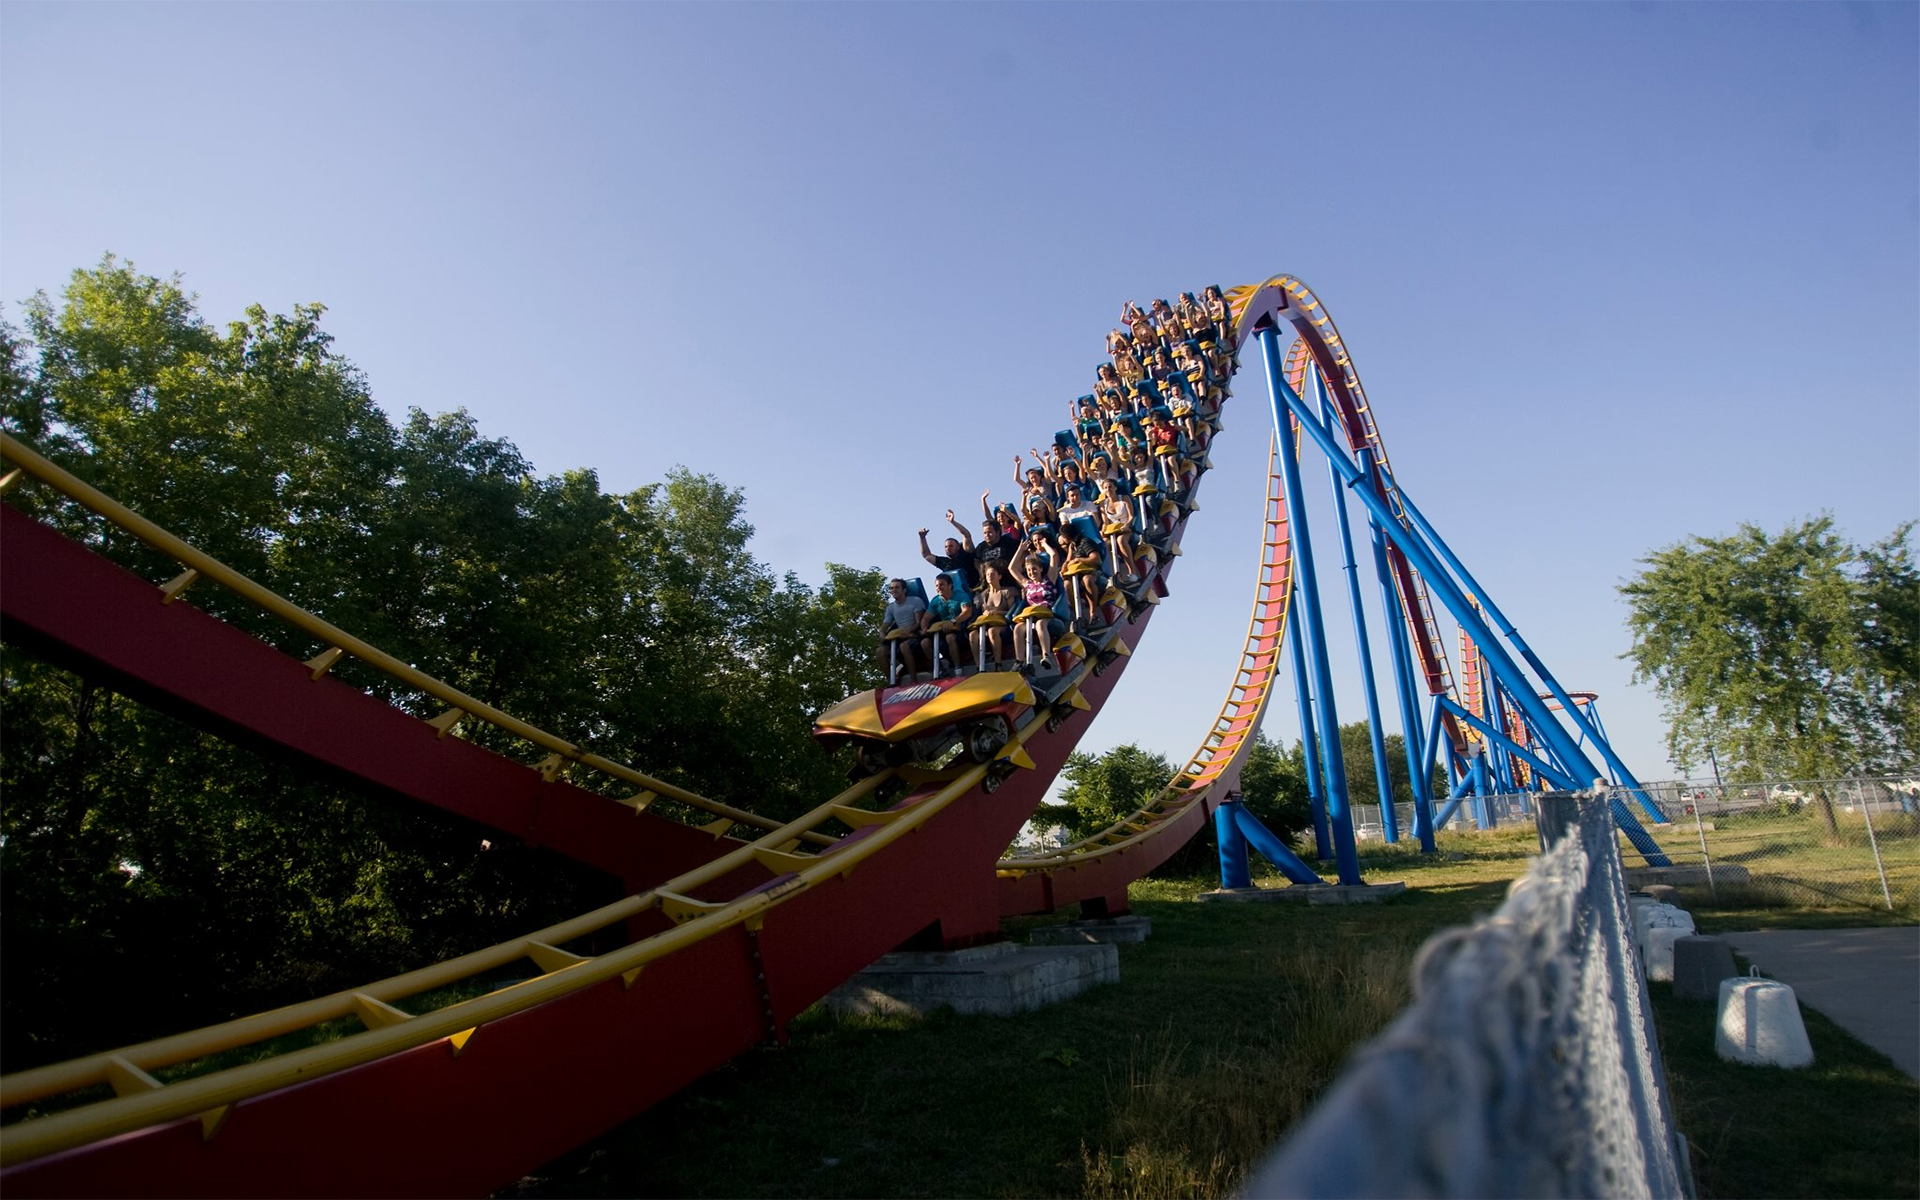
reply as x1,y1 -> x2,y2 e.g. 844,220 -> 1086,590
1247,792 -> 1690,1198
1348,778 -> 1919,916
1349,794 -> 1538,840
1613,776 -> 1920,915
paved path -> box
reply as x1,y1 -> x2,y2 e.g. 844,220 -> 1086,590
1722,927 -> 1920,1079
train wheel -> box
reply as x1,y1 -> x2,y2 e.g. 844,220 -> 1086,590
963,720 -> 1006,764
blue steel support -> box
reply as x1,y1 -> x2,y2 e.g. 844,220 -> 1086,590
1482,752 -> 1497,829
1317,378 -> 1398,845
1439,695 -> 1573,789
1518,705 -> 1580,781
1215,802 -> 1252,890
1288,592 -> 1332,861
1265,367 -> 1672,864
1587,699 -> 1617,750
1384,555 -> 1435,848
1260,328 -> 1361,886
1369,481 -> 1434,851
1229,802 -> 1327,885
1373,468 -> 1666,822
1434,770 -> 1475,829
1421,692 -> 1447,800
1484,674 -> 1517,793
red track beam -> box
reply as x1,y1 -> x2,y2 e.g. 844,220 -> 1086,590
0,504 -> 738,890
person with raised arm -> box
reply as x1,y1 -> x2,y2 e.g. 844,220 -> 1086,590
917,510 -> 980,594
1202,284 -> 1233,346
971,490 -> 1017,582
1015,453 -> 1059,508
1008,529 -> 1065,673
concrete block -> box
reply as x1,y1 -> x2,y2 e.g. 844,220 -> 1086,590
1198,881 -> 1407,906
1717,972 -> 1814,1068
1636,904 -> 1695,957
823,941 -> 1118,1018
1672,935 -> 1739,1001
1646,925 -> 1688,982
1029,915 -> 1152,945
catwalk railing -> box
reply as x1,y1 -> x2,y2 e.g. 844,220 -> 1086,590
1247,790 -> 1692,1199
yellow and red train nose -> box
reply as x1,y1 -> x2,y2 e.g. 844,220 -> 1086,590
813,672 -> 1034,745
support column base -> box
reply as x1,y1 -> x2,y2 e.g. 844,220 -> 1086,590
822,941 -> 1118,1017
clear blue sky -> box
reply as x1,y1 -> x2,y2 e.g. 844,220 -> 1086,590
4,2 -> 1916,788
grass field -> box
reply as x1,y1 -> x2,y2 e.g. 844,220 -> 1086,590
1623,806 -> 1920,930
502,829 -> 1548,1199
499,820 -> 1920,1199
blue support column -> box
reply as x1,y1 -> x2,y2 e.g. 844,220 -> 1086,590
1435,769 -> 1475,829
1288,592 -> 1332,861
1229,802 -> 1327,885
1317,377 -> 1398,844
1260,329 -> 1361,886
1366,459 -> 1434,851
1481,671 -> 1513,796
1382,542 -> 1434,848
1471,754 -> 1492,829
1216,802 -> 1252,890
1439,695 -> 1573,789
1265,371 -> 1672,864
1422,692 -> 1448,800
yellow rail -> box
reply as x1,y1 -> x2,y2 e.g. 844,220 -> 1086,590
0,673 -> 1073,1166
0,432 -> 826,845
0,279 -> 1232,1165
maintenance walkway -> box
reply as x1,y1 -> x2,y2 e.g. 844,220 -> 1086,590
1723,926 -> 1920,1079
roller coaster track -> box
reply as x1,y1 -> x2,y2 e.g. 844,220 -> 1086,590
0,277 -> 1478,1196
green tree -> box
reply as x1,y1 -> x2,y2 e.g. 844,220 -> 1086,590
1238,732 -> 1313,843
1050,743 -> 1176,841
1045,733 -> 1317,879
1621,517 -> 1919,782
1332,720 -> 1432,809
0,257 -> 885,1068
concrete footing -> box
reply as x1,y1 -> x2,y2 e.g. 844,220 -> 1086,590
1029,915 -> 1152,945
1198,881 -> 1407,906
822,941 -> 1118,1017
1626,864 -> 1750,888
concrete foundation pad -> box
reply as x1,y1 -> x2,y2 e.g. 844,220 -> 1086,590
822,941 -> 1118,1018
1029,915 -> 1152,945
1198,881 -> 1408,906
1626,864 -> 1751,888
